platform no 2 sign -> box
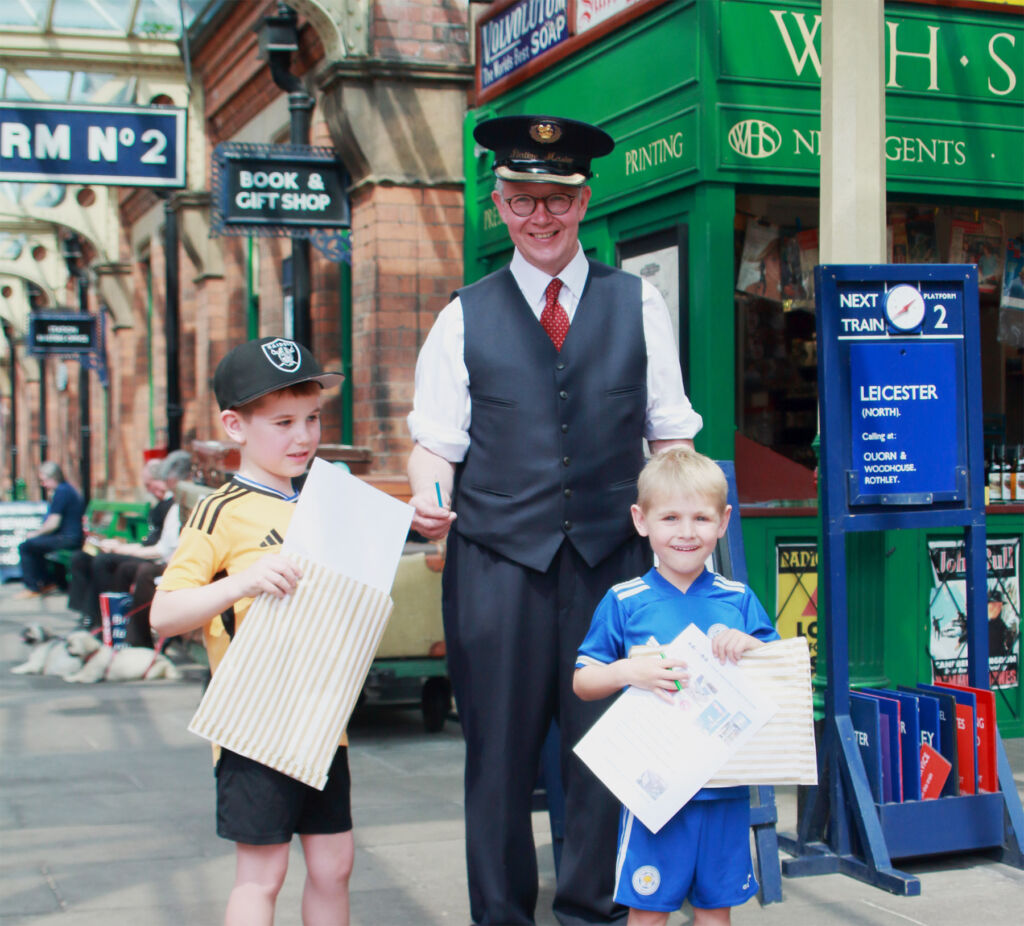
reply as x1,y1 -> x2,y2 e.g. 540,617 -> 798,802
778,264 -> 1024,896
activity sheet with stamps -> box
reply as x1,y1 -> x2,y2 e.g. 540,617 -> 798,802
574,624 -> 779,833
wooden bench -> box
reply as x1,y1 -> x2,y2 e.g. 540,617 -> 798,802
45,499 -> 152,573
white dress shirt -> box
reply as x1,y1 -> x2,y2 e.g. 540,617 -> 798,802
408,244 -> 703,462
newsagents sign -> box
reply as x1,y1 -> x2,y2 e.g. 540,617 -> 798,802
0,102 -> 185,187
212,143 -> 350,233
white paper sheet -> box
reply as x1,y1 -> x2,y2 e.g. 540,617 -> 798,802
573,624 -> 779,834
284,458 -> 414,593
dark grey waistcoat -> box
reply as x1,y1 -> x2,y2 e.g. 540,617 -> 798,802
454,260 -> 647,572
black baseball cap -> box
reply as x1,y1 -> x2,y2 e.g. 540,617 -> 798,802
214,337 -> 344,411
473,115 -> 614,187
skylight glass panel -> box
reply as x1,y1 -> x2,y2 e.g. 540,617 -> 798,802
24,70 -> 74,101
52,0 -> 126,33
133,0 -> 197,38
0,0 -> 46,29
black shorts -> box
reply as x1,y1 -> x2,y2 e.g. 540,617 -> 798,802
216,747 -> 352,845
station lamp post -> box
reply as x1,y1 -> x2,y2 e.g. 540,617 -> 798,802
257,2 -> 314,348
2,320 -> 16,497
61,233 -> 91,504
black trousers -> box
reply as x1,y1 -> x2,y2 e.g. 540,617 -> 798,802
67,551 -> 150,628
443,533 -> 650,925
124,561 -> 165,648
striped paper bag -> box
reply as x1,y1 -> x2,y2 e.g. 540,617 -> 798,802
189,552 -> 393,789
707,635 -> 818,787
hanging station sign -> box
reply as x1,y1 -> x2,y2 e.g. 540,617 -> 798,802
0,102 -> 186,187
211,142 -> 350,236
817,264 -> 978,510
475,0 -> 670,102
27,313 -> 97,355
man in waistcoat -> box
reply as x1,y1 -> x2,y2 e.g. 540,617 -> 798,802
406,115 -> 703,925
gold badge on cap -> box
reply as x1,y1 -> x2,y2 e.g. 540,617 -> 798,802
530,121 -> 562,144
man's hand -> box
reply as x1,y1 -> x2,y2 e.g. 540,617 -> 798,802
409,489 -> 457,541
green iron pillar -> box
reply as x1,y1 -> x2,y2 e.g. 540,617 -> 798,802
688,183 -> 736,461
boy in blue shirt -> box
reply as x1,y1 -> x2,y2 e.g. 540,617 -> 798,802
574,447 -> 778,926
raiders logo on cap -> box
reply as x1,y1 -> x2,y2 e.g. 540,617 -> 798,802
214,336 -> 344,410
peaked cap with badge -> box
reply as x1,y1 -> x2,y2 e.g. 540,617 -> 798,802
474,115 -> 615,187
214,336 -> 344,411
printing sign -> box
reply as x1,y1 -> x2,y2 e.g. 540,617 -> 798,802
27,314 -> 96,354
212,143 -> 350,233
0,102 -> 185,187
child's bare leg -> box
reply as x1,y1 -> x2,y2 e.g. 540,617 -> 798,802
693,906 -> 731,926
225,841 -> 290,926
299,831 -> 354,926
627,908 -> 670,926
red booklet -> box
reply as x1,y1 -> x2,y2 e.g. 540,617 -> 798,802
953,704 -> 977,795
920,743 -> 952,800
936,682 -> 997,792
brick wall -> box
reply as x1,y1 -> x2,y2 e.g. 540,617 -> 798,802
374,0 -> 471,64
349,183 -> 464,474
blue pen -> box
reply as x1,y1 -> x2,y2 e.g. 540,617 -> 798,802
435,481 -> 444,507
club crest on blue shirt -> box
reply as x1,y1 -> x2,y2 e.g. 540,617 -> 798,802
261,338 -> 302,372
632,865 -> 661,895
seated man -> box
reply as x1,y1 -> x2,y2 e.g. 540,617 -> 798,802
17,462 -> 85,599
68,451 -> 191,629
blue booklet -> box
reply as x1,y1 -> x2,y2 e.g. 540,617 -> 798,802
900,686 -> 941,756
849,692 -> 884,803
913,686 -> 959,796
857,690 -> 902,802
861,688 -> 922,801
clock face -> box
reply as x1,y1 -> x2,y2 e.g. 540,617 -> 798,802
885,284 -> 925,331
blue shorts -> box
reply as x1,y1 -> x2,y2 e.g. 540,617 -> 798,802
613,797 -> 758,912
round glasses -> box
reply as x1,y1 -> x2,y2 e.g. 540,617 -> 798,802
504,193 -> 576,217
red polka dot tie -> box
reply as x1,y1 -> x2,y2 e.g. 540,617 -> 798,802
541,278 -> 569,351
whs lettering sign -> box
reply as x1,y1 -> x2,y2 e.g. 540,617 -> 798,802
720,1 -> 1021,102
719,107 -> 1020,188
0,102 -> 185,187
716,1 -> 1022,191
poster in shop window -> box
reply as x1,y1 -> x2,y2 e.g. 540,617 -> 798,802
929,537 -> 1020,690
775,542 -> 818,673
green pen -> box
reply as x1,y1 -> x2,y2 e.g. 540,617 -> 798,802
660,651 -> 683,691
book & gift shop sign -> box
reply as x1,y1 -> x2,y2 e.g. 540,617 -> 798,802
212,143 -> 350,234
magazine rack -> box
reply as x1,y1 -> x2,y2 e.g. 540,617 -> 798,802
777,264 -> 1024,894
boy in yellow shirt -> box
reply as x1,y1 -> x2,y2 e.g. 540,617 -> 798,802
152,337 -> 349,926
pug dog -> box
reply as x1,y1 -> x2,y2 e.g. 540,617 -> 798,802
63,630 -> 183,683
10,624 -> 85,678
